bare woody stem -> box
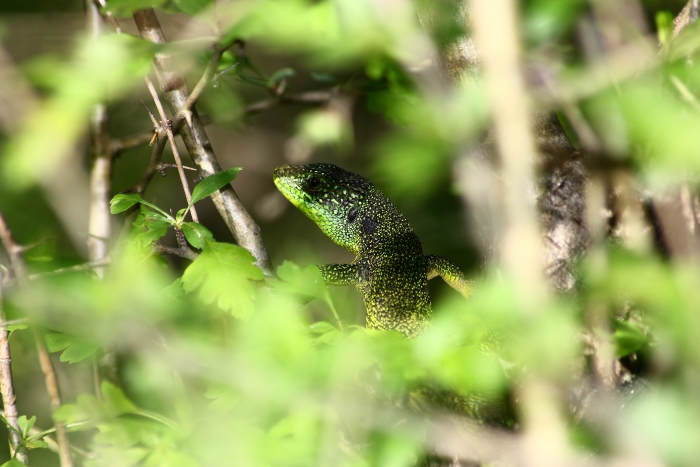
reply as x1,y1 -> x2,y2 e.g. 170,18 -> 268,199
0,212 -> 74,467
0,268 -> 28,464
133,8 -> 272,275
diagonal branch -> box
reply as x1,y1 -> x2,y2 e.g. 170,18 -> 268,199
143,77 -> 199,222
133,8 -> 272,275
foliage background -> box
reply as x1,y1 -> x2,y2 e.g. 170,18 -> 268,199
1,0 -> 700,466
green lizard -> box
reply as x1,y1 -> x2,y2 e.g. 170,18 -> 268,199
273,163 -> 473,338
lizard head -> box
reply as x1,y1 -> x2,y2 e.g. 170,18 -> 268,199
273,163 -> 371,254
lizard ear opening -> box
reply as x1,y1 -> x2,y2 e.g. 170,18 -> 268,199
347,206 -> 359,223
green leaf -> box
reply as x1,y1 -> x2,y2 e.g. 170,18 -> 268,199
101,381 -> 138,415
25,439 -> 49,450
17,415 -> 35,438
132,210 -> 171,247
181,222 -> 214,250
613,320 -> 648,358
275,261 -> 342,328
104,0 -> 169,16
172,0 -> 213,16
7,324 -> 28,334
189,167 -> 242,207
181,239 -> 264,319
45,332 -> 100,364
656,11 -> 673,51
276,261 -> 332,306
268,67 -> 296,85
110,193 -> 144,214
2,460 -> 27,467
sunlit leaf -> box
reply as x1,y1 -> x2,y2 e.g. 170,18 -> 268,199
110,193 -> 145,214
181,222 -> 214,250
181,239 -> 264,319
189,167 -> 242,206
45,332 -> 100,364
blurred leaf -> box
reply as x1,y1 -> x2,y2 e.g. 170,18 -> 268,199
25,439 -> 49,450
613,320 -> 648,358
298,108 -> 352,147
17,415 -> 35,438
172,0 -> 213,16
181,239 -> 264,319
2,34 -> 152,189
102,381 -> 138,415
268,67 -> 295,85
132,211 -> 171,247
7,323 -> 28,334
1,460 -> 27,467
309,72 -> 338,83
181,222 -> 214,249
110,193 -> 145,214
275,261 -> 334,309
105,0 -> 168,16
189,167 -> 242,207
45,332 -> 100,364
656,11 -> 673,52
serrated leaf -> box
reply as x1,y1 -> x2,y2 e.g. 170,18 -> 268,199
189,167 -> 242,206
17,415 -> 35,438
181,240 -> 263,319
172,0 -> 213,16
275,261 -> 332,305
45,332 -> 100,364
132,210 -> 171,247
110,193 -> 144,214
181,222 -> 213,250
613,320 -> 648,358
268,67 -> 295,85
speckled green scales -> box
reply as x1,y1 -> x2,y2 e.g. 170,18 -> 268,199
273,163 -> 473,338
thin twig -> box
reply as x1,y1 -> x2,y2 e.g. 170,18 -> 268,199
111,89 -> 333,155
133,8 -> 272,275
128,132 -> 167,196
0,268 -> 28,464
94,0 -> 122,33
153,228 -> 198,261
178,37 -> 240,126
143,77 -> 199,223
0,211 -> 74,467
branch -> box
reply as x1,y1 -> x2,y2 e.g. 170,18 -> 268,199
0,211 -> 74,467
0,268 -> 27,464
143,77 -> 200,223
153,228 -> 198,261
110,88 -> 332,155
178,38 -> 239,126
133,8 -> 272,275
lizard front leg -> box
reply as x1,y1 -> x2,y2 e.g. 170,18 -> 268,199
426,255 -> 474,299
319,264 -> 360,286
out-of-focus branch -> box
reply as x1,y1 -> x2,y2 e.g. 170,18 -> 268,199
178,37 -> 240,126
111,89 -> 333,156
470,3 -> 570,467
0,268 -> 27,464
133,8 -> 271,275
143,76 -> 199,223
0,212 -> 74,467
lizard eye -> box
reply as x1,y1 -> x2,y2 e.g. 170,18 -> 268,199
347,206 -> 359,223
307,176 -> 322,191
